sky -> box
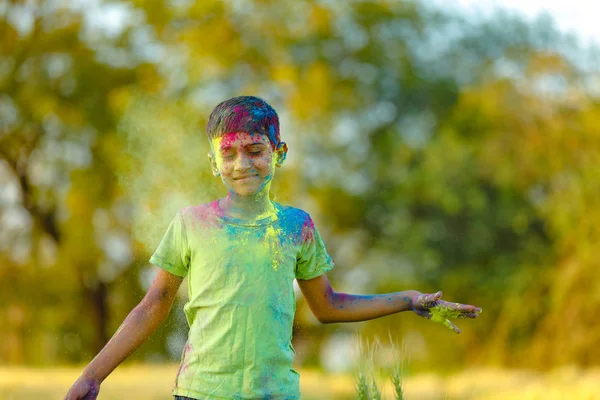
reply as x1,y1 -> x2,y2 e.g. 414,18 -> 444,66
438,0 -> 600,47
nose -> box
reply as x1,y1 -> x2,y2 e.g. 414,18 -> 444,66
234,153 -> 252,171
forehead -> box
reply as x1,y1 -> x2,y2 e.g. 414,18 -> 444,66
212,132 -> 270,149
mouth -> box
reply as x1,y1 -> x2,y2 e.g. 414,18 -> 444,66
233,175 -> 258,181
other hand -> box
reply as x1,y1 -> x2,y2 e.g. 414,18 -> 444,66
64,376 -> 101,400
411,291 -> 482,334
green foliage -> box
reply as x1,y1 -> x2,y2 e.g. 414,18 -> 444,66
354,336 -> 381,400
0,1 -> 162,363
389,335 -> 409,400
355,372 -> 370,400
355,336 -> 410,400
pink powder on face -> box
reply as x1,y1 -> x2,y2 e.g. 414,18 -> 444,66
216,127 -> 278,152
217,132 -> 270,150
218,132 -> 241,149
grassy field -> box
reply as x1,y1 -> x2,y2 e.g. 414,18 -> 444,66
1,364 -> 599,399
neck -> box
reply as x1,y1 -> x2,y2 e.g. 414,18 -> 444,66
219,189 -> 275,220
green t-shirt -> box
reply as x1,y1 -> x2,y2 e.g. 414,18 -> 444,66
149,199 -> 335,399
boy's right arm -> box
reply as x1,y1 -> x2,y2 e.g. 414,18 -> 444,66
64,268 -> 184,400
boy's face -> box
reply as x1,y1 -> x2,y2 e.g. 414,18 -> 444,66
208,132 -> 287,197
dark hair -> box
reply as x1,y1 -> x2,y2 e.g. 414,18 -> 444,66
206,96 -> 280,148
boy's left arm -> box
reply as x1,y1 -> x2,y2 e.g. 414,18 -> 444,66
296,274 -> 482,334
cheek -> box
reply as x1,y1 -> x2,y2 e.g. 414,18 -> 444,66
217,159 -> 233,173
258,154 -> 275,169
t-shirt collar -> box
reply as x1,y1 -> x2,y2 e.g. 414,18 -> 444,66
213,199 -> 279,227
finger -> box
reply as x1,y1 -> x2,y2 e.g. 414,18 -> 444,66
443,319 -> 461,334
460,304 -> 482,313
438,301 -> 482,313
83,388 -> 99,400
456,312 -> 479,319
423,292 -> 442,307
427,292 -> 442,303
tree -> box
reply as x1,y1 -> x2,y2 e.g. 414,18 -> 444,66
0,0 -> 162,362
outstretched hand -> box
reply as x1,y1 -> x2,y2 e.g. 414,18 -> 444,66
411,291 -> 482,334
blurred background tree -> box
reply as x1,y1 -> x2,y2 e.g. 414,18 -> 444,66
1,0 -> 599,372
0,0 -> 164,364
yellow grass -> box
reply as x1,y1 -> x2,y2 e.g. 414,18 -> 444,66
0,364 -> 599,400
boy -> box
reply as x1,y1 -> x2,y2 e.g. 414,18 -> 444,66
64,96 -> 481,400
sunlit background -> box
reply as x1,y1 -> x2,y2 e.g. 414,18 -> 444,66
1,0 -> 600,399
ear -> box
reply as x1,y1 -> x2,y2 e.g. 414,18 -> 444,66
207,152 -> 220,176
275,142 -> 288,167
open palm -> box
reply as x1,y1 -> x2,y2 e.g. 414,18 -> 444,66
412,291 -> 482,334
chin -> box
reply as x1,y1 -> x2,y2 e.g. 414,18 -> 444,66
226,178 -> 271,197
228,186 -> 260,196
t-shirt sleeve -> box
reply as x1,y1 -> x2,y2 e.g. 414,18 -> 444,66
149,210 -> 190,277
296,214 -> 335,280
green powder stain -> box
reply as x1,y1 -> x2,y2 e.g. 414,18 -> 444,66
428,305 -> 464,323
